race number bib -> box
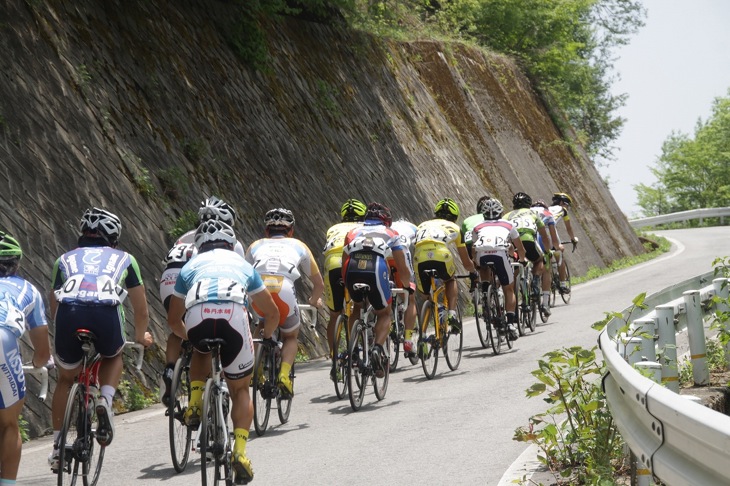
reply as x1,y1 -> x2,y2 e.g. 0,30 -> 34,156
185,278 -> 247,308
345,236 -> 388,257
0,300 -> 25,338
164,243 -> 195,264
55,274 -> 127,305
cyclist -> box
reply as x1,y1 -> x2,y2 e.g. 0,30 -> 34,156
167,219 -> 280,484
159,196 -> 244,406
49,208 -> 153,468
413,198 -> 478,334
531,199 -> 561,316
322,199 -> 366,379
471,198 -> 527,340
504,192 -> 550,315
461,195 -> 490,257
389,218 -> 418,355
245,208 -> 324,398
549,192 -> 579,294
0,231 -> 50,483
342,203 -> 411,378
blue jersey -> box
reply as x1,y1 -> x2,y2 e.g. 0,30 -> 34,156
51,246 -> 143,306
0,276 -> 47,339
173,248 -> 266,309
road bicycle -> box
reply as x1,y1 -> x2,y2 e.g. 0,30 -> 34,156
252,304 -> 316,434
167,339 -> 194,473
196,338 -> 233,486
549,241 -> 575,307
480,263 -> 513,355
346,283 -> 390,411
472,283 -> 490,349
331,293 -> 353,400
55,331 -> 143,486
513,260 -> 537,334
387,286 -> 417,371
417,270 -> 466,379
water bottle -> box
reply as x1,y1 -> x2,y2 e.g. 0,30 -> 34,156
221,381 -> 230,420
497,287 -> 505,311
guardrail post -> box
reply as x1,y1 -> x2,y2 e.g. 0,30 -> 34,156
655,305 -> 679,392
632,318 -> 657,362
683,290 -> 709,385
633,361 -> 662,486
712,278 -> 730,366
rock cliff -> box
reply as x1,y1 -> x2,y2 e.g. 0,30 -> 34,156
0,1 -> 643,436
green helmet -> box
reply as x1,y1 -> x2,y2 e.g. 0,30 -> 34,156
340,199 -> 367,222
434,198 -> 460,222
0,231 -> 22,260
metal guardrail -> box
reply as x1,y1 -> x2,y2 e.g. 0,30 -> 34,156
598,271 -> 730,485
629,207 -> 730,229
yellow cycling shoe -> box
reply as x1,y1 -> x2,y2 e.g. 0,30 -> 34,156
184,404 -> 201,429
232,452 -> 254,484
278,374 -> 293,398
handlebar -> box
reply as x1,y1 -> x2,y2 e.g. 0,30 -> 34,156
559,240 -> 578,253
298,304 -> 319,336
22,365 -> 48,402
124,341 -> 145,370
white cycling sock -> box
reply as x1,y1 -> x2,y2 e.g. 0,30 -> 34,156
543,292 -> 550,306
101,385 -> 115,407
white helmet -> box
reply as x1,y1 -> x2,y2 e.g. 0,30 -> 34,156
194,220 -> 236,250
264,208 -> 295,229
479,198 -> 503,220
198,196 -> 236,225
80,208 -> 122,242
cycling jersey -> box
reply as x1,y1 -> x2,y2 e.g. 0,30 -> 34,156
159,243 -> 196,310
174,248 -> 264,379
412,218 -> 466,294
531,206 -> 556,251
323,222 -> 361,312
176,230 -> 246,256
548,205 -> 570,223
461,213 -> 485,248
246,236 -> 320,331
390,220 -> 418,288
0,276 -> 48,409
472,219 -> 520,285
503,208 -> 544,243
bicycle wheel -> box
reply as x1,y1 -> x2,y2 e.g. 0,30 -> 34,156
57,383 -> 83,486
277,358 -> 293,424
388,313 -> 400,371
373,334 -> 390,400
473,290 -> 489,348
332,314 -> 349,399
515,278 -> 527,337
550,265 -> 558,308
200,379 -> 222,486
347,322 -> 367,411
487,289 -> 503,355
561,262 -> 572,304
444,300 -> 463,371
169,354 -> 192,473
418,301 -> 438,379
529,285 -> 538,332
83,397 -> 105,486
408,314 -> 420,366
252,345 -> 271,436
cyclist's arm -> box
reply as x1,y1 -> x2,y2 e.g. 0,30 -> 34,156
166,295 -> 188,340
391,248 -> 411,289
128,285 -> 153,347
564,218 -> 577,243
250,288 -> 280,340
308,270 -> 325,308
29,325 -> 51,368
548,224 -> 562,252
456,245 -> 477,273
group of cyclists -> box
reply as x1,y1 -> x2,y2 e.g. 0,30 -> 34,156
0,190 -> 577,485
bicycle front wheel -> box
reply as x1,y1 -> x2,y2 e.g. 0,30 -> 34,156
347,321 -> 367,411
252,345 -> 272,436
419,301 -> 438,379
561,262 -> 572,304
83,397 -> 105,486
200,380 -> 223,486
332,315 -> 349,399
373,334 -> 390,401
277,359 -> 293,424
169,355 -> 192,473
474,290 -> 489,348
486,290 -> 502,355
57,383 -> 83,486
444,301 -> 463,371
515,278 -> 527,337
388,316 -> 400,371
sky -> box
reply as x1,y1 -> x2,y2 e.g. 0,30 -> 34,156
603,0 -> 730,217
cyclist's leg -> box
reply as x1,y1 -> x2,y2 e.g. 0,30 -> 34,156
0,398 -> 24,480
0,326 -> 26,480
183,305 -> 216,426
324,267 -> 344,358
274,282 -> 299,396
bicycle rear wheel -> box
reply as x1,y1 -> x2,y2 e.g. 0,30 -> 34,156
200,380 -> 223,486
169,354 -> 192,473
373,334 -> 390,400
515,278 -> 527,337
418,301 -> 438,379
444,301 -> 463,371
388,315 -> 401,371
347,322 -> 367,411
277,359 -> 293,424
529,286 -> 538,332
57,383 -> 83,486
487,289 -> 503,355
83,399 -> 105,486
408,314 -> 420,366
550,265 -> 558,308
332,315 -> 349,399
252,345 -> 271,436
561,262 -> 572,304
473,290 -> 489,348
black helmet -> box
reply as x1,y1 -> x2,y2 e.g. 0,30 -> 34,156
475,195 -> 491,213
512,192 -> 532,210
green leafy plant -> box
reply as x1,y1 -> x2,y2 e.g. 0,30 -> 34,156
19,415 -> 30,442
168,210 -> 198,241
133,167 -> 155,199
181,138 -> 207,163
157,167 -> 189,201
117,379 -> 156,413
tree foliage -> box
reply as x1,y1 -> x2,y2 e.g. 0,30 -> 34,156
635,91 -> 730,216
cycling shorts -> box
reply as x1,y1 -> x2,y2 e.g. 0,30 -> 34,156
476,251 -> 514,286
413,243 -> 456,294
343,252 -> 391,311
251,275 -> 300,333
522,240 -> 543,264
185,302 -> 254,380
54,304 -> 125,370
159,266 -> 182,312
0,326 -> 25,409
324,267 -> 345,313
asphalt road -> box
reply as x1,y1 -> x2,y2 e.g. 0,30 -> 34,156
17,227 -> 728,485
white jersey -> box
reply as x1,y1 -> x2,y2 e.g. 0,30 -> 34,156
245,236 -> 320,284
471,219 -> 519,253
